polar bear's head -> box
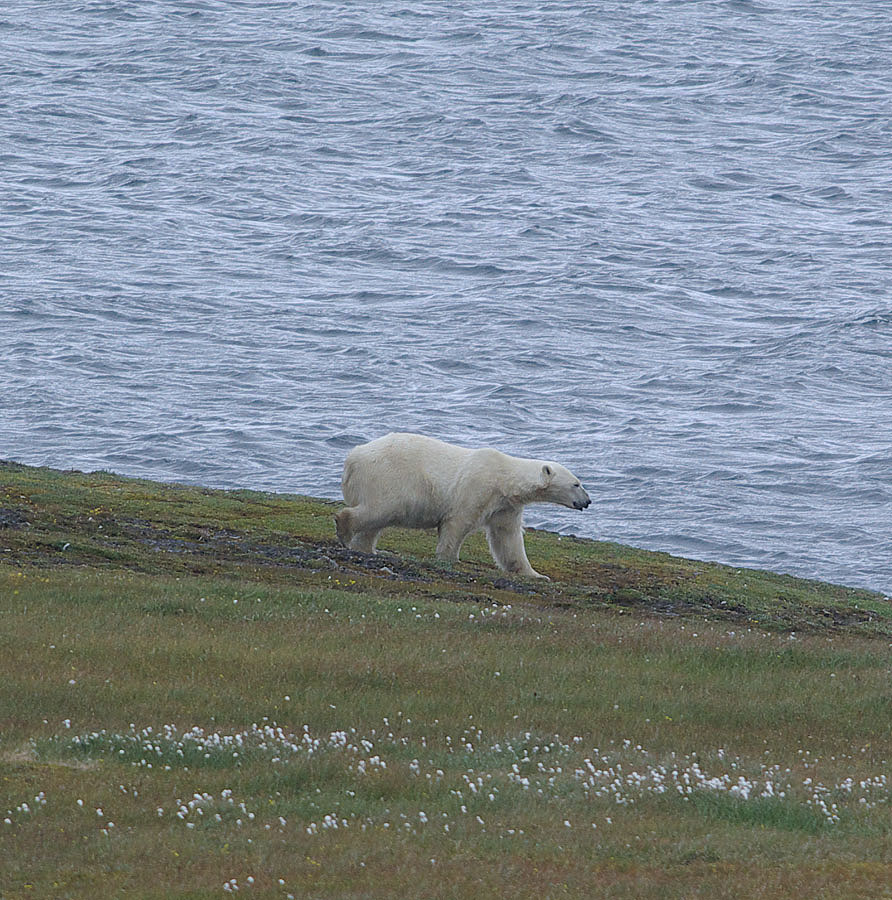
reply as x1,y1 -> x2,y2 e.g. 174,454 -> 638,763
539,463 -> 591,510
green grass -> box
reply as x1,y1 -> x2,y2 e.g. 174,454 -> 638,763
2,461 -> 892,898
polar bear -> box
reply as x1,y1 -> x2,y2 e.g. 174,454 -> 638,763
334,433 -> 591,579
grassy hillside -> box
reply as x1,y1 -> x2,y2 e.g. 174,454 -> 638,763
2,461 -> 891,898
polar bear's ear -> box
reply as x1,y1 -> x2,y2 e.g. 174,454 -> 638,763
540,464 -> 554,484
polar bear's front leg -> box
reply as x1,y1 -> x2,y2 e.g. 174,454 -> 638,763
436,515 -> 476,562
484,507 -> 549,580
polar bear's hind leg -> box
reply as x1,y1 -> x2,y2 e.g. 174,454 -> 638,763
334,508 -> 353,546
348,526 -> 381,554
335,506 -> 382,553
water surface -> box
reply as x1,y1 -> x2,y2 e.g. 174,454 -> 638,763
2,1 -> 891,591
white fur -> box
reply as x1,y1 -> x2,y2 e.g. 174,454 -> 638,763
335,433 -> 591,579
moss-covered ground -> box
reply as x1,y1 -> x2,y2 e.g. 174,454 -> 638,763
2,461 -> 891,898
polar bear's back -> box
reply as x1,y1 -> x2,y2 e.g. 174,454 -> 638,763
342,433 -> 475,524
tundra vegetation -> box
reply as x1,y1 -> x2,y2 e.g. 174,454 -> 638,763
1,460 -> 891,899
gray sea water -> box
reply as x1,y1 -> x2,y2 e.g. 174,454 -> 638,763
2,1 -> 891,592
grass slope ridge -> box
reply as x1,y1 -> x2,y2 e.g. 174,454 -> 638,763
0,459 -> 888,634
3,461 -> 892,899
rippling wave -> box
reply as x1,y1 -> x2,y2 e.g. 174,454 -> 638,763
2,1 -> 890,591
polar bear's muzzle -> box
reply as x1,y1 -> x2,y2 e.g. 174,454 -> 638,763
572,488 -> 592,510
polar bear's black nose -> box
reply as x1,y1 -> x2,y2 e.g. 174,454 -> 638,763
574,498 -> 591,510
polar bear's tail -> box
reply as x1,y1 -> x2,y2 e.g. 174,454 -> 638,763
341,454 -> 361,507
